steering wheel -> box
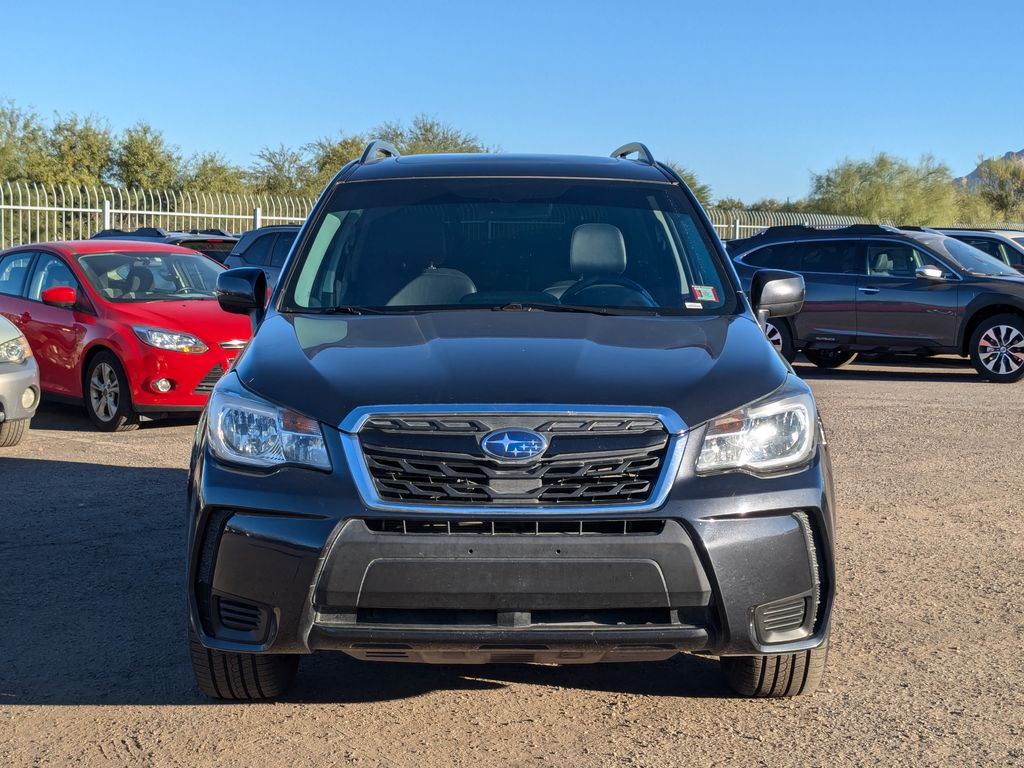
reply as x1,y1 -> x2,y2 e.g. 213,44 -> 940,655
559,275 -> 658,308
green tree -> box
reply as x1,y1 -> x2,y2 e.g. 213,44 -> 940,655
974,155 -> 1024,220
247,144 -> 311,196
713,196 -> 747,209
113,122 -> 181,188
375,114 -> 487,155
666,162 -> 712,206
0,100 -> 49,182
41,114 -> 114,187
808,152 -> 956,225
306,131 -> 367,191
181,152 -> 248,194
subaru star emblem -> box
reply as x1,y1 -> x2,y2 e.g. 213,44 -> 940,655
480,429 -> 548,461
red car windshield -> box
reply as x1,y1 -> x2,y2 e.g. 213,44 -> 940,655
77,251 -> 222,302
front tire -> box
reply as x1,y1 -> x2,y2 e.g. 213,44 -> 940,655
0,418 -> 28,447
764,320 -> 796,363
189,628 -> 299,701
721,641 -> 828,698
969,314 -> 1024,383
84,351 -> 139,432
804,349 -> 858,369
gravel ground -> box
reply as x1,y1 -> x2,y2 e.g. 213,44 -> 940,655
1,356 -> 1022,767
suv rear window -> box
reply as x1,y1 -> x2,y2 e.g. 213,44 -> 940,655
283,179 -> 735,314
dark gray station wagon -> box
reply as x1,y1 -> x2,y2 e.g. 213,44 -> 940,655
729,225 -> 1024,382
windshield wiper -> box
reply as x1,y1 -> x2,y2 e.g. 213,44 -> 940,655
492,302 -> 661,316
319,305 -> 387,315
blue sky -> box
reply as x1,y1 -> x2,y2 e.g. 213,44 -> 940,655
2,0 -> 1020,201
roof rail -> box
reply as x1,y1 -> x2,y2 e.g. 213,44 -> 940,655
186,228 -> 234,237
91,226 -> 169,239
899,226 -> 942,234
610,142 -> 655,165
749,223 -> 905,239
359,140 -> 400,164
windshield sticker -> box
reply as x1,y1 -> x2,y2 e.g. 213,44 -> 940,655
691,285 -> 719,302
684,301 -> 703,310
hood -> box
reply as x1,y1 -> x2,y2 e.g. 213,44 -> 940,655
236,310 -> 790,431
105,300 -> 251,344
0,314 -> 21,344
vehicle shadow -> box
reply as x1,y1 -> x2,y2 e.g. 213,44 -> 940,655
1,456 -> 728,705
26,401 -> 198,433
793,355 -> 980,384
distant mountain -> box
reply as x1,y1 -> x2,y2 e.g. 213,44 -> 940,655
957,150 -> 1024,189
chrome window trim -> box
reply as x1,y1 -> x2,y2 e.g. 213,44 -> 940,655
338,403 -> 688,515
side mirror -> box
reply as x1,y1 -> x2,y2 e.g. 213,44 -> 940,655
41,286 -> 77,308
750,269 -> 805,322
216,268 -> 267,330
915,265 -> 944,280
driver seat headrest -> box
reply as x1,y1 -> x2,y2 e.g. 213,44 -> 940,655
570,223 -> 626,276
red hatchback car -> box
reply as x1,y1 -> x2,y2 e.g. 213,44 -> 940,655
0,240 -> 250,431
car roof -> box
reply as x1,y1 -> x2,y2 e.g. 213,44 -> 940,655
345,152 -> 674,183
6,240 -> 206,256
940,228 -> 1024,238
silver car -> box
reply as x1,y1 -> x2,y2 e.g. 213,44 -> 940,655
0,314 -> 39,446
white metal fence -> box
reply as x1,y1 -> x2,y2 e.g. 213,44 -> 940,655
0,180 -> 868,249
0,182 -> 315,248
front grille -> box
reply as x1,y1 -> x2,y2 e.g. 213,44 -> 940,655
358,413 -> 672,507
192,364 -> 224,395
364,518 -> 666,535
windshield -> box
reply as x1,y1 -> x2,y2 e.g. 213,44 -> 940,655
78,251 -> 223,302
178,240 -> 235,264
934,237 -> 1022,276
281,178 -> 736,315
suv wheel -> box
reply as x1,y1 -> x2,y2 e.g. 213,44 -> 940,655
189,628 -> 298,700
0,418 -> 29,447
720,641 -> 828,698
84,352 -> 139,432
764,320 -> 795,363
970,314 -> 1024,383
804,349 -> 857,369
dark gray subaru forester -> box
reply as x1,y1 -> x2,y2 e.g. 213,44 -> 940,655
187,142 -> 835,700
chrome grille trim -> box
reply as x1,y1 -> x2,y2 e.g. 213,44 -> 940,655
339,404 -> 688,515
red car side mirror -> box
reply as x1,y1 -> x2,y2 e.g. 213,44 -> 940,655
41,286 -> 77,308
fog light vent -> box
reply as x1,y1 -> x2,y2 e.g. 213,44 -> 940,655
218,598 -> 263,632
760,597 -> 807,633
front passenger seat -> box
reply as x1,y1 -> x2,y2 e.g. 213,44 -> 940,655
387,265 -> 476,306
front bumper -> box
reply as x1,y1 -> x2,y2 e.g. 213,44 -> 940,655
187,413 -> 836,661
0,357 -> 40,423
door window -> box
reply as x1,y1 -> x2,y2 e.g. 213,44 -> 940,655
742,244 -> 800,271
799,241 -> 862,274
269,233 -> 295,268
866,243 -> 951,278
242,234 -> 275,266
27,255 -> 78,301
0,252 -> 36,296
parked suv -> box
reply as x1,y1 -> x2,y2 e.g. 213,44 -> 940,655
938,228 -> 1024,275
92,227 -> 238,263
222,224 -> 300,288
728,225 -> 1024,382
187,141 -> 835,700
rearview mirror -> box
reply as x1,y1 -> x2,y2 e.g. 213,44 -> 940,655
41,286 -> 77,308
216,268 -> 267,330
750,269 -> 804,322
915,265 -> 944,280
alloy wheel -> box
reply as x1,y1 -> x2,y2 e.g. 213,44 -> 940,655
765,322 -> 784,353
978,324 -> 1024,376
89,362 -> 120,422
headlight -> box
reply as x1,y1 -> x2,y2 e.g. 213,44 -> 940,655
133,326 -> 208,354
0,335 -> 31,364
207,388 -> 331,471
696,381 -> 816,475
